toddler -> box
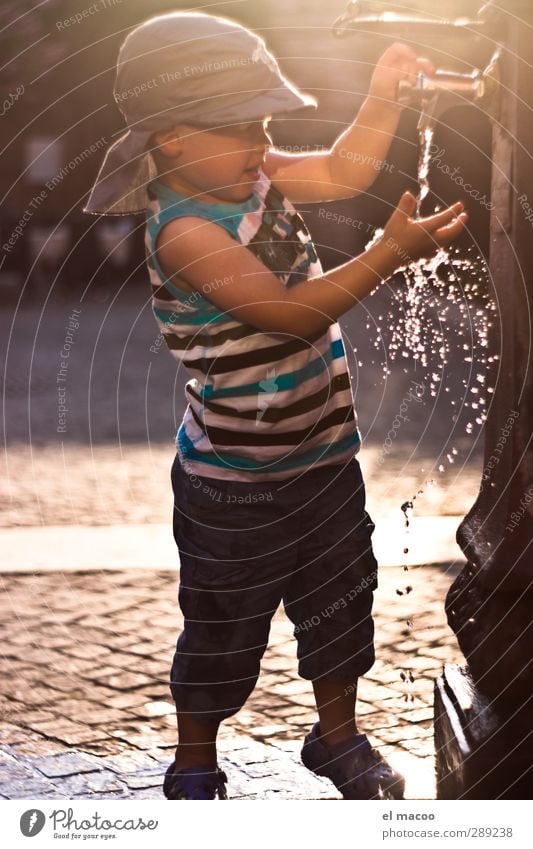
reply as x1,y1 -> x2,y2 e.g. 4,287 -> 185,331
85,11 -> 467,800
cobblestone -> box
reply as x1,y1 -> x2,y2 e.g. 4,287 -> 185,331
30,752 -> 99,778
0,564 -> 464,799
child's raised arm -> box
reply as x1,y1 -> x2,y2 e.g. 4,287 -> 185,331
156,191 -> 467,339
264,43 -> 435,203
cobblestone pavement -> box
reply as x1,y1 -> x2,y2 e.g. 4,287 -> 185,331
0,564 -> 464,800
1,289 -> 477,799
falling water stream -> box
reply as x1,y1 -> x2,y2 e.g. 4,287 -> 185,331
416,126 -> 435,217
363,118 -> 497,703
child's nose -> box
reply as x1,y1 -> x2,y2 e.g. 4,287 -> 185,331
252,122 -> 272,149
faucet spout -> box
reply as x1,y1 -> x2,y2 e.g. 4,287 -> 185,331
398,54 -> 501,134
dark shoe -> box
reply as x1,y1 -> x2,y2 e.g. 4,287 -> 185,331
301,722 -> 404,800
163,762 -> 228,800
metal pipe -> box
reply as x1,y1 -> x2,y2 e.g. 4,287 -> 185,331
397,71 -> 485,106
332,1 -> 485,39
396,56 -> 500,133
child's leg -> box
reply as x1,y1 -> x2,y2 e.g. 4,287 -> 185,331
169,454 -> 298,773
283,458 -> 378,744
312,677 -> 358,747
173,713 -> 220,771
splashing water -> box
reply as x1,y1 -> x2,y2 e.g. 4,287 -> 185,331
401,668 -> 416,702
377,120 -> 497,710
416,126 -> 435,217
363,118 -> 496,433
401,500 -> 413,527
365,243 -> 495,416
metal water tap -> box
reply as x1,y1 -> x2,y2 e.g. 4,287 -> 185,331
395,47 -> 501,134
396,67 -> 494,133
332,1 -> 486,39
331,1 -> 502,130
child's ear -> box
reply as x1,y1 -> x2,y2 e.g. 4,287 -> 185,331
152,126 -> 184,158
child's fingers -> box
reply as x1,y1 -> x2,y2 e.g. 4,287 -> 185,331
394,190 -> 418,217
418,201 -> 465,231
433,211 -> 469,244
416,57 -> 435,77
385,191 -> 417,230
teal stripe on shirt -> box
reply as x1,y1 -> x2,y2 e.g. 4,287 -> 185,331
153,305 -> 231,326
177,422 -> 360,472
200,337 -> 346,399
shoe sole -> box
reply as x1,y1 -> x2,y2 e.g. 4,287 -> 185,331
301,737 -> 405,801
308,762 -> 405,800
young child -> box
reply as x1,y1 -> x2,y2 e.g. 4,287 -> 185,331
85,11 -> 467,800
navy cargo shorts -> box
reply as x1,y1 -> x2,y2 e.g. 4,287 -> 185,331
169,452 -> 378,724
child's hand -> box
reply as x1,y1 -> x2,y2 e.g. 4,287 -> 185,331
381,191 -> 468,265
368,42 -> 435,112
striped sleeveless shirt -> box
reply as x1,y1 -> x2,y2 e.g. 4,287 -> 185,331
145,169 -> 361,482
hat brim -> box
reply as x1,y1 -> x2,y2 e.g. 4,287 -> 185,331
189,84 -> 318,126
83,88 -> 317,215
83,128 -> 155,215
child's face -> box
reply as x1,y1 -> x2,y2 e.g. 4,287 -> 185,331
156,118 -> 273,203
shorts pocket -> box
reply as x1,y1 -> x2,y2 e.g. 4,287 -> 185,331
348,508 -> 378,591
337,460 -> 378,591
